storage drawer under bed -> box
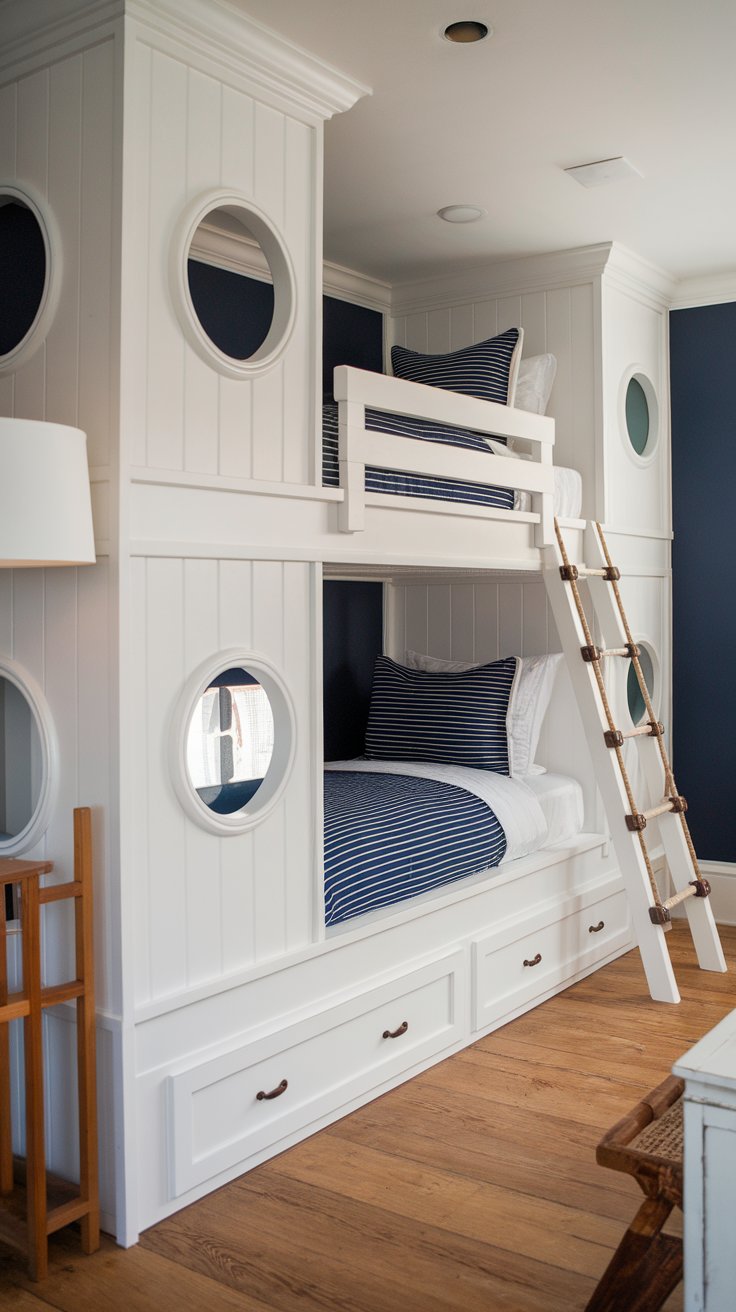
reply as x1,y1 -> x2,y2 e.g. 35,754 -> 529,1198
167,949 -> 467,1197
472,879 -> 631,1031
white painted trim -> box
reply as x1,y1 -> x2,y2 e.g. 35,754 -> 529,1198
169,649 -> 297,837
127,0 -> 369,124
0,656 -> 59,858
602,243 -> 677,312
171,190 -> 296,380
323,262 -> 392,314
697,862 -> 736,926
0,183 -> 63,376
670,276 -> 736,310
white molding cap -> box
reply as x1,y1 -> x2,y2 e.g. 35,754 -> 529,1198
0,0 -> 370,123
670,273 -> 736,310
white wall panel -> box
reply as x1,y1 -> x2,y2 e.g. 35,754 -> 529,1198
129,556 -> 315,1004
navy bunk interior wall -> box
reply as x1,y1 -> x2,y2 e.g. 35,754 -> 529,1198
0,202 -> 46,355
323,582 -> 383,761
187,261 -> 275,359
670,302 -> 736,862
322,298 -> 383,399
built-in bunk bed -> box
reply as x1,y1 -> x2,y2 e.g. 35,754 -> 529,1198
317,325 -> 598,940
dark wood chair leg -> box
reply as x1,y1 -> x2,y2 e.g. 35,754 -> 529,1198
585,1196 -> 683,1312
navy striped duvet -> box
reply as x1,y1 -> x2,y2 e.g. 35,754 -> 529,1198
324,769 -> 507,926
321,403 -> 514,511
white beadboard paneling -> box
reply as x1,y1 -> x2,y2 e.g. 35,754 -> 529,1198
144,558 -> 188,997
282,117 -> 313,486
473,582 -> 499,661
79,41 -> 115,468
42,569 -> 79,988
426,584 -> 451,660
498,582 -> 523,659
426,308 -> 450,355
16,67 -> 48,193
130,555 -> 152,1004
474,300 -> 498,344
183,68 -> 222,477
46,56 -> 82,427
252,362 -> 284,483
221,84 -> 255,193
217,559 -> 257,971
0,81 -> 16,173
253,102 -> 285,227
520,292 -> 547,358
120,38 -> 151,469
282,563 -> 315,948
182,559 -> 223,983
449,584 -> 474,662
449,303 -> 473,351
146,51 -> 187,470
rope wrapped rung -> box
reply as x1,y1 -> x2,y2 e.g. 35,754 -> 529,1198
559,563 -> 621,582
607,721 -> 666,747
650,878 -> 713,924
581,642 -> 639,663
625,796 -> 688,831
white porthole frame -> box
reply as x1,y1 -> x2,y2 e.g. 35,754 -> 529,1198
0,183 -> 62,375
625,636 -> 661,728
170,189 -> 296,380
0,656 -> 58,856
170,649 -> 296,836
619,365 -> 660,467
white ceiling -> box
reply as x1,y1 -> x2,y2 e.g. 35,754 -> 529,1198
235,0 -> 736,286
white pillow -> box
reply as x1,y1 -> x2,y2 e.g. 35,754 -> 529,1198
514,353 -> 557,415
404,649 -> 563,777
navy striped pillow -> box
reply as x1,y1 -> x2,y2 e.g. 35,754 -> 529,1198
391,328 -> 523,415
364,655 -> 517,774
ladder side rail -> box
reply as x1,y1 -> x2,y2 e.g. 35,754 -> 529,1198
584,530 -> 726,973
544,543 -> 680,1004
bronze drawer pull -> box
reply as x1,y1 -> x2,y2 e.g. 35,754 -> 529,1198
382,1020 -> 408,1040
256,1078 -> 288,1102
523,953 -> 542,968
589,920 -> 605,934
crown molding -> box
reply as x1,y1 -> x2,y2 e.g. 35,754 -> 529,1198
389,244 -> 617,317
322,261 -> 391,313
126,0 -> 369,125
0,0 -> 369,124
670,272 -> 736,311
602,242 -> 677,312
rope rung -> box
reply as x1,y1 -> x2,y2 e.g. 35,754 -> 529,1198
581,643 -> 639,663
625,796 -> 688,831
649,879 -> 712,924
604,721 -> 665,749
559,563 -> 621,582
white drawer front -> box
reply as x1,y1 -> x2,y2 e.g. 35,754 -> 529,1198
473,882 -> 631,1030
167,949 -> 466,1196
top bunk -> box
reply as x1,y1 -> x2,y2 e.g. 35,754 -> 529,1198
319,328 -> 585,574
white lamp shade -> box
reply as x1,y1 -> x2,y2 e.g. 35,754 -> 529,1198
0,418 -> 96,566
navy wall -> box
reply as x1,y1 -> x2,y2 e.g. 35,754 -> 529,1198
0,202 -> 46,355
323,582 -> 383,761
670,302 -> 736,862
322,297 -> 383,399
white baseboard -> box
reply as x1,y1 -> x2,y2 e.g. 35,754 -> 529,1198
696,862 -> 736,926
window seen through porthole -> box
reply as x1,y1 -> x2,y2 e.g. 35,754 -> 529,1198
0,674 -> 43,842
187,206 -> 275,360
186,666 -> 275,816
627,645 -> 655,725
625,377 -> 649,455
0,197 -> 46,358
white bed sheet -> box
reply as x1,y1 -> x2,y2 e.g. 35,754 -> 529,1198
515,466 -> 582,518
325,759 -> 548,863
524,771 -> 585,847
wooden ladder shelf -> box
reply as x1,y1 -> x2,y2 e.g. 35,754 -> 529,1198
0,807 -> 100,1279
544,520 -> 726,1003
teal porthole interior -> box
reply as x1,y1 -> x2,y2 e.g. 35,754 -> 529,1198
625,377 -> 650,455
627,646 -> 654,725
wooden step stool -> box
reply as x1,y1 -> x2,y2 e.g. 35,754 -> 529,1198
585,1075 -> 684,1312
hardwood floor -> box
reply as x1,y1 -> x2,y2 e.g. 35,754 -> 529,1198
2,922 -> 735,1311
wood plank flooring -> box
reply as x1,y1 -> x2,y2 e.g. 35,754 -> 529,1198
2,922 -> 735,1311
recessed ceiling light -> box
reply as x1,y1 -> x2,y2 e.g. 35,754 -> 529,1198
442,20 -> 491,43
564,156 -> 643,188
437,204 -> 487,223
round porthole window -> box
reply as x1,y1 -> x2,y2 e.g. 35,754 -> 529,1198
621,369 -> 659,461
0,659 -> 57,856
0,186 -> 60,373
171,191 -> 295,379
627,642 -> 657,726
171,651 -> 295,835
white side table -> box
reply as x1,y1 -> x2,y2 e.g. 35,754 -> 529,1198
674,1012 -> 736,1312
